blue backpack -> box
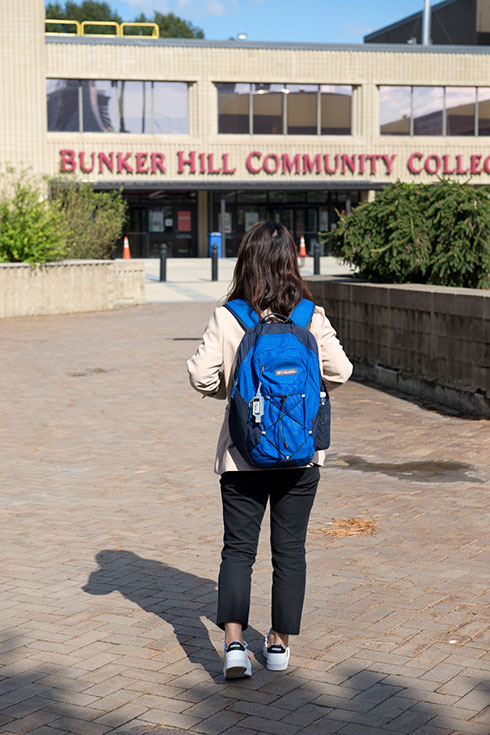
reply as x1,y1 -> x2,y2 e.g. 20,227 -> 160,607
225,298 -> 331,468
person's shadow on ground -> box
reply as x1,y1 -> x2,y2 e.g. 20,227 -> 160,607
82,551 -> 457,734
82,549 -> 263,680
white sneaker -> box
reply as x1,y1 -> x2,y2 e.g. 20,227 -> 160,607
263,631 -> 290,671
223,641 -> 252,679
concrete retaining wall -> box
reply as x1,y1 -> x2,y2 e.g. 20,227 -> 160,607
0,259 -> 145,318
305,277 -> 490,418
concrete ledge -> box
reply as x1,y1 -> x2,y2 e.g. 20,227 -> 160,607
306,276 -> 490,418
0,259 -> 145,318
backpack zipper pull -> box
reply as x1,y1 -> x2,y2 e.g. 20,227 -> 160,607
251,380 -> 264,423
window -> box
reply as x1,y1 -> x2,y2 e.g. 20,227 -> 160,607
446,87 -> 475,136
380,85 -> 490,136
47,79 -> 79,131
253,84 -> 284,134
379,86 -> 410,135
119,81 -> 152,134
413,86 -> 443,135
47,79 -> 189,134
216,83 -> 353,135
153,82 -> 188,134
478,88 -> 490,135
286,84 -> 318,135
320,85 -> 352,135
82,80 -> 117,132
217,83 -> 251,134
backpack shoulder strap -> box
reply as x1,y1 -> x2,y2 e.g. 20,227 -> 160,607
224,299 -> 259,331
289,299 -> 315,328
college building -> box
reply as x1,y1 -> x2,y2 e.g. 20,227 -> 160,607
3,0 -> 490,257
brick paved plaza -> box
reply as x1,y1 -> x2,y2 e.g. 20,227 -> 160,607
1,301 -> 489,735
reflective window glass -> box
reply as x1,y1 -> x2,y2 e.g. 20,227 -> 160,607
379,86 -> 411,135
413,86 -> 443,135
478,87 -> 490,135
153,82 -> 188,134
446,87 -> 475,136
268,191 -> 306,203
217,83 -> 251,133
47,79 -> 79,132
286,84 -> 318,135
236,191 -> 267,203
252,84 -> 284,134
307,191 -> 329,203
320,85 -> 351,135
82,80 -> 117,132
306,208 -> 318,232
118,81 -> 152,134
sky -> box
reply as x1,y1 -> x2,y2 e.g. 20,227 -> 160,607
106,0 -> 428,43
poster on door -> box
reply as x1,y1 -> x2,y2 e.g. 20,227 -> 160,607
149,209 -> 164,232
245,211 -> 259,231
219,212 -> 232,234
177,210 -> 192,232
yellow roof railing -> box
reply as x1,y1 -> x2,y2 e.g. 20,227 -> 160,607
121,22 -> 159,38
45,19 -> 160,39
44,19 -> 81,36
80,20 -> 120,36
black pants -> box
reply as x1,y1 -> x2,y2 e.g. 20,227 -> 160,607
217,466 -> 319,635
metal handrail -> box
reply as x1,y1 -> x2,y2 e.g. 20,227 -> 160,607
120,22 -> 159,38
80,20 -> 120,37
45,19 -> 160,38
44,19 -> 81,35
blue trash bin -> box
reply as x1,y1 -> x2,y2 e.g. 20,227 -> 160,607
208,232 -> 222,258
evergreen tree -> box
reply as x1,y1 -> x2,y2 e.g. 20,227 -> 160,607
45,2 -> 204,38
46,1 -> 122,23
133,11 -> 204,38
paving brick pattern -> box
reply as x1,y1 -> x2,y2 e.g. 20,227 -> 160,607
1,302 -> 489,734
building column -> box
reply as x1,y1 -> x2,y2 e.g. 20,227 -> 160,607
1,0 -> 47,177
361,190 -> 376,203
197,190 -> 208,257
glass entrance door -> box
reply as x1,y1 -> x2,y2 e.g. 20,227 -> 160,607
294,208 -> 318,254
213,190 -> 360,257
120,191 -> 197,257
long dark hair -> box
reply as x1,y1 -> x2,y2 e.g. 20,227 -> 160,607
226,220 -> 313,316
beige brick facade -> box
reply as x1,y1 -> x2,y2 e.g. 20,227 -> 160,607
0,0 -> 46,173
40,38 -> 490,187
4,0 -> 490,255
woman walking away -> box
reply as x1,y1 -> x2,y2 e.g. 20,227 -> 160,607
187,221 -> 352,679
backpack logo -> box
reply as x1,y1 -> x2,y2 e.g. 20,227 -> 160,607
225,298 -> 331,469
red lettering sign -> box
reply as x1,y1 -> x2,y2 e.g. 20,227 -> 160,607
177,150 -> 196,174
57,149 -> 490,180
246,151 -> 262,174
177,210 -> 192,232
151,153 -> 166,173
60,149 -> 76,173
136,153 -> 149,173
407,152 -> 424,174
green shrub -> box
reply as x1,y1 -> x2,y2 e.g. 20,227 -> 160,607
425,181 -> 490,288
0,169 -> 67,264
52,181 -> 127,260
334,180 -> 490,289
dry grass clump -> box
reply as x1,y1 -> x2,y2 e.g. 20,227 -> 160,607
312,517 -> 379,539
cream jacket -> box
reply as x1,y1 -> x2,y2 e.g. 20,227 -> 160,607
187,305 -> 353,474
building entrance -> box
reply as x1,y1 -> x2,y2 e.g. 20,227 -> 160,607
212,190 -> 359,257
115,190 -> 198,258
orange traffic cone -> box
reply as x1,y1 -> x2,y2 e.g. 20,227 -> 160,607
298,235 -> 307,267
123,236 -> 131,259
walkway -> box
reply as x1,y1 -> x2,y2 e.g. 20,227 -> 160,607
0,300 -> 489,735
144,257 -> 355,303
